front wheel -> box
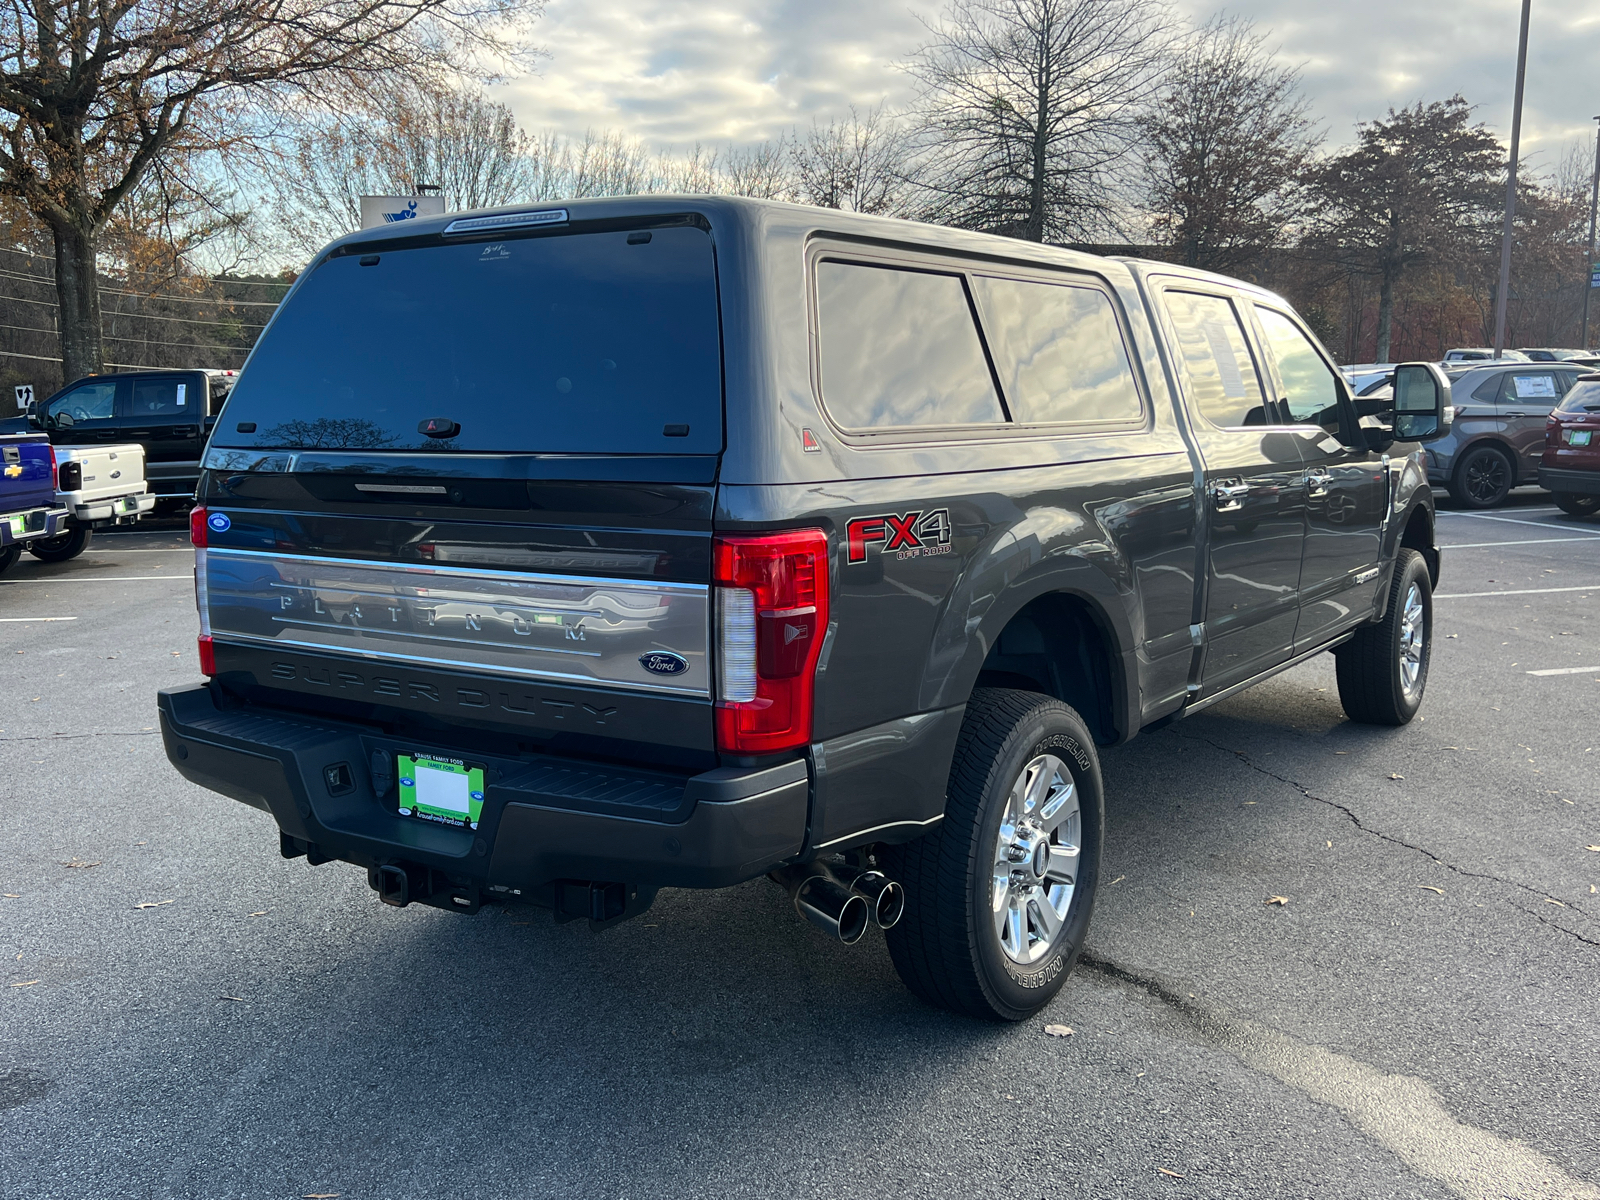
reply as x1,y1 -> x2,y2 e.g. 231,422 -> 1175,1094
880,689 -> 1103,1021
27,525 -> 92,563
1553,492 -> 1600,518
1335,549 -> 1432,725
1449,445 -> 1514,509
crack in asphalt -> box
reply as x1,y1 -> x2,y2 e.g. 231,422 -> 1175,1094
0,731 -> 160,742
1173,730 -> 1600,946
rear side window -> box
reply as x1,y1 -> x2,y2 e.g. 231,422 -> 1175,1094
130,376 -> 194,417
816,262 -> 1004,429
968,276 -> 1142,425
215,226 -> 722,453
1163,290 -> 1268,428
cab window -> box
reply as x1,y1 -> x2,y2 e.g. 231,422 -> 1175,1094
1254,306 -> 1343,432
1163,290 -> 1268,429
46,381 -> 118,429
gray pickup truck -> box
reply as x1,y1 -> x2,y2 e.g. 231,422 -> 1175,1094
159,198 -> 1450,1020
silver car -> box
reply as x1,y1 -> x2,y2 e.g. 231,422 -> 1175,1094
1425,362 -> 1592,507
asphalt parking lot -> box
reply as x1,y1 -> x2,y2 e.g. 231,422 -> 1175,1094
2,493 -> 1597,1200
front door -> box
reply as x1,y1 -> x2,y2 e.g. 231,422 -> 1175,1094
1158,286 -> 1308,695
1250,305 -> 1386,650
42,379 -> 121,446
1497,367 -> 1574,485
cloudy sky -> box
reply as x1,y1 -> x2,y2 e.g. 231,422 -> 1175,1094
499,0 -> 1600,170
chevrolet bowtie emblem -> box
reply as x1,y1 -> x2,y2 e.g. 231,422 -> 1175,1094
3,465 -> 20,478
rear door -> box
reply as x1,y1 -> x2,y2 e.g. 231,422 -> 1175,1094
1157,285 -> 1307,694
1249,304 -> 1386,650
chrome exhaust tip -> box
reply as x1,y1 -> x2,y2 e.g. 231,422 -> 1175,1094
848,870 -> 905,930
771,865 -> 871,945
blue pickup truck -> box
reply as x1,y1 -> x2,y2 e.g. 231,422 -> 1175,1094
1,432 -> 69,576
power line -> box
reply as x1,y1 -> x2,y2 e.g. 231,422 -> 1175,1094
0,265 -> 284,308
0,244 -> 293,291
0,347 -> 187,370
2,289 -> 267,330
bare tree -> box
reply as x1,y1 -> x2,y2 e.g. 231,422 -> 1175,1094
902,0 -> 1173,242
273,82 -> 547,258
792,106 -> 908,215
718,141 -> 796,200
1140,14 -> 1317,275
0,0 -> 538,379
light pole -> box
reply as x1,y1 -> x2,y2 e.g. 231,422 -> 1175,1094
1492,0 -> 1532,360
1582,116 -> 1600,351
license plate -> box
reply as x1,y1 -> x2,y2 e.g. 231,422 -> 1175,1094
7,514 -> 22,537
396,754 -> 485,830
1569,430 -> 1592,446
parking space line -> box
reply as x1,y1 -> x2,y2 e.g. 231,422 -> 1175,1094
1436,584 -> 1599,599
0,575 -> 188,585
1441,537 -> 1600,549
0,616 -> 77,622
1525,665 -> 1600,676
1439,512 -> 1599,533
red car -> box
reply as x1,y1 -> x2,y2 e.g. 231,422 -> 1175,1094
1541,372 -> 1600,516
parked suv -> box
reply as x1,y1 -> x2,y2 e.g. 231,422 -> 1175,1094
158,198 -> 1450,1020
1540,373 -> 1600,516
1424,361 -> 1591,507
30,369 -> 237,501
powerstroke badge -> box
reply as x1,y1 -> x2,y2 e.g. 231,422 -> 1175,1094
846,509 -> 952,564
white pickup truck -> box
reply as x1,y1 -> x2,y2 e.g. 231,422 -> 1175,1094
26,443 -> 156,562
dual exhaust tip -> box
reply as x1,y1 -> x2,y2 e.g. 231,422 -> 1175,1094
771,862 -> 905,945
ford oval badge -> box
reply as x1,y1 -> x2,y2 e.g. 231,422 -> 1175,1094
639,651 -> 689,677
207,512 -> 231,532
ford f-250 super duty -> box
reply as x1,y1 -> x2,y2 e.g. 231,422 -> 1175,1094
158,197 -> 1450,1020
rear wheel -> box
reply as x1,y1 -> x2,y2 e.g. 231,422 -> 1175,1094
1335,549 -> 1432,725
880,688 -> 1103,1022
1448,445 -> 1514,509
27,525 -> 92,563
0,544 -> 19,577
1553,492 -> 1600,517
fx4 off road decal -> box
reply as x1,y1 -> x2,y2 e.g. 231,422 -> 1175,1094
846,509 -> 952,564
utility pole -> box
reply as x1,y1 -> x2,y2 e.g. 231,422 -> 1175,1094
1492,0 -> 1532,360
1582,116 -> 1600,351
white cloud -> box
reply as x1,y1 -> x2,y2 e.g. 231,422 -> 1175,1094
498,0 -> 1600,165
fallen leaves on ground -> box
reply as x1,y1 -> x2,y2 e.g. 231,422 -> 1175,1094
10,980 -> 40,988
1158,1167 -> 1186,1179
302,1194 -> 340,1199
1586,846 -> 1600,852
1387,773 -> 1404,781
2,893 -> 19,898
1043,1024 -> 1074,1037
133,899 -> 175,910
1419,886 -> 1445,894
61,859 -> 100,868
1545,898 -> 1568,908
247,910 -> 269,917
221,995 -> 247,1002
1265,896 -> 1289,906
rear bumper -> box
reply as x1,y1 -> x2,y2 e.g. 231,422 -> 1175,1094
1538,467 -> 1600,496
1,506 -> 68,547
63,491 -> 155,524
157,684 -> 808,892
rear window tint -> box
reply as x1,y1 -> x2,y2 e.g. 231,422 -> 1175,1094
816,262 -> 1004,430
1557,379 -> 1600,411
214,226 -> 722,454
130,376 -> 194,417
968,276 -> 1142,425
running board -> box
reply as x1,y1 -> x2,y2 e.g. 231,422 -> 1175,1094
1180,632 -> 1355,718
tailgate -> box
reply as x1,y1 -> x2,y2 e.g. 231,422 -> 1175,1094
1,434 -> 55,515
55,443 -> 148,504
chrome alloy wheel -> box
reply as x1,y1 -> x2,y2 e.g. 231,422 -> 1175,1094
992,753 -> 1081,965
1398,581 -> 1426,697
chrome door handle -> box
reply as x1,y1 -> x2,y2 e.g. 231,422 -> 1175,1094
1503,411 -> 1525,418
1307,470 -> 1333,498
1210,480 -> 1250,513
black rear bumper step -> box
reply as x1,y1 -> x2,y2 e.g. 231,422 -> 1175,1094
158,684 -> 808,891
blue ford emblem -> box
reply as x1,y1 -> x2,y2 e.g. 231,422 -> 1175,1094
207,512 -> 231,532
639,651 -> 689,677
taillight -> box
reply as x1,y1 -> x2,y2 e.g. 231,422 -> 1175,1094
197,635 -> 216,676
189,504 -> 208,547
48,445 -> 58,491
191,505 -> 213,672
713,529 -> 829,755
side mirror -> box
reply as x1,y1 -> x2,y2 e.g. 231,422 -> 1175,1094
1392,362 -> 1452,441
25,401 -> 42,430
